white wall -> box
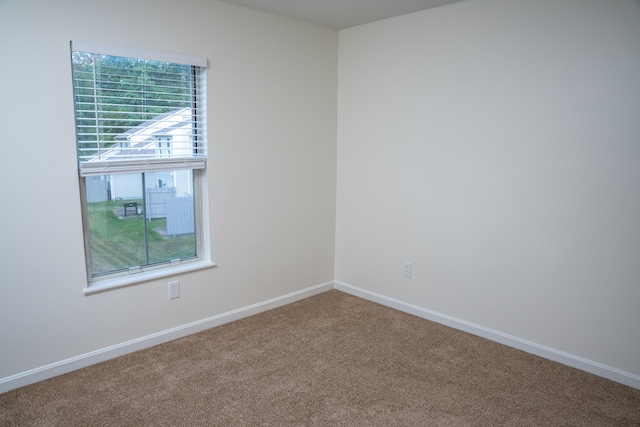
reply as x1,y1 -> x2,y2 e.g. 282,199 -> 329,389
0,0 -> 337,380
336,0 -> 640,376
1,0 -> 639,390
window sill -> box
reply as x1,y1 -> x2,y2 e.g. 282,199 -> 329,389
83,260 -> 216,296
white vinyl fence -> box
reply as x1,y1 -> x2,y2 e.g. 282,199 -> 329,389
86,176 -> 109,202
166,197 -> 195,235
145,187 -> 176,219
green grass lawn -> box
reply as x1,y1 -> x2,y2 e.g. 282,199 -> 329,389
87,200 -> 196,275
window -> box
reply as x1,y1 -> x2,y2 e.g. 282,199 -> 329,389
71,41 -> 209,290
155,136 -> 172,157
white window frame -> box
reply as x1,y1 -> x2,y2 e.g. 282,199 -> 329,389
71,42 -> 215,295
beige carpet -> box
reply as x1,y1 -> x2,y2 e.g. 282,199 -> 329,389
1,290 -> 639,426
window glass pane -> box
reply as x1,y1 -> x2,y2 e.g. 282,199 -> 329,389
86,174 -> 146,275
85,171 -> 196,277
144,170 -> 196,264
71,52 -> 195,164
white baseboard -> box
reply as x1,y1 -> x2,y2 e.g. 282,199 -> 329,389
3,280 -> 638,394
0,281 -> 334,394
334,281 -> 640,390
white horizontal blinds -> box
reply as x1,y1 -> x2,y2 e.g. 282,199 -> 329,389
71,42 -> 207,177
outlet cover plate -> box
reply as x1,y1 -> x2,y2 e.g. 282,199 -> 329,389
169,281 -> 180,299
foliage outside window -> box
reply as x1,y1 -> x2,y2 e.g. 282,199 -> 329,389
71,42 -> 207,285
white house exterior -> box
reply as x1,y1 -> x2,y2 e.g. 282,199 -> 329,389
87,108 -> 195,201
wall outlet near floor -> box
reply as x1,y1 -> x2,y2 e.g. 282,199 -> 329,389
402,261 -> 412,278
169,281 -> 180,299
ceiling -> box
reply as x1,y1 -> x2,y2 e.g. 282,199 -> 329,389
218,0 -> 465,30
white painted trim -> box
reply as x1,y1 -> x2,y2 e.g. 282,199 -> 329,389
84,261 -> 217,295
0,281 -> 334,394
334,281 -> 640,390
71,41 -> 208,68
4,280 -> 637,394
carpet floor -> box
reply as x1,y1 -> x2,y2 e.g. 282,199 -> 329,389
1,290 -> 639,426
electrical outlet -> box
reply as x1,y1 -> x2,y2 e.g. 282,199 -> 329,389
169,281 -> 180,299
402,261 -> 412,278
